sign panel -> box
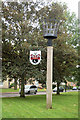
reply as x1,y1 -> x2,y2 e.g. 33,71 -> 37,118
30,51 -> 41,65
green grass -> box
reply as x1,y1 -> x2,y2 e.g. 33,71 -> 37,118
1,88 -> 19,93
37,88 -> 46,92
2,92 -> 78,118
1,88 -> 46,93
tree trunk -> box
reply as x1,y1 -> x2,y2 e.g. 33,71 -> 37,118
20,78 -> 25,98
65,86 -> 66,92
65,81 -> 67,92
14,78 -> 17,90
19,79 -> 20,89
8,80 -> 10,88
57,82 -> 60,95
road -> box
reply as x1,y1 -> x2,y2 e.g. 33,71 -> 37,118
0,92 -> 46,98
0,90 -> 78,98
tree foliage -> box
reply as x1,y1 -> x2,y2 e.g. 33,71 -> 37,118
2,1 -> 78,96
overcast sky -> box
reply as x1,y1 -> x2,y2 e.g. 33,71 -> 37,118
54,0 -> 79,17
45,0 -> 79,17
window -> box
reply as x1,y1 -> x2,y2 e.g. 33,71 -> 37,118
30,86 -> 37,88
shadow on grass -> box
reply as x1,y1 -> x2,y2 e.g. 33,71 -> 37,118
1,118 -> 79,120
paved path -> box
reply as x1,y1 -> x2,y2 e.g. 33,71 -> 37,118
0,90 -> 78,98
0,92 -> 46,98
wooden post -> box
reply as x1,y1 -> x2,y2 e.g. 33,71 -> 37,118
46,46 -> 53,109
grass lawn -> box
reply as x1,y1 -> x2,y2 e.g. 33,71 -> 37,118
1,88 -> 19,93
1,88 -> 46,93
2,92 -> 78,118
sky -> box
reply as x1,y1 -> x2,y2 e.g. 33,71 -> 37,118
53,0 -> 79,18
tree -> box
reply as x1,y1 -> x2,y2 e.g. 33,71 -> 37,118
2,1 -> 78,96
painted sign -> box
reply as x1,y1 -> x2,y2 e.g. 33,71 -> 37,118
30,51 -> 41,65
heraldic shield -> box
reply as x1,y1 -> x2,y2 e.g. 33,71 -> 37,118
30,51 -> 41,65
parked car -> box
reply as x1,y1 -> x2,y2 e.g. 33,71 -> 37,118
72,87 -> 77,90
19,85 -> 37,94
78,86 -> 80,90
53,86 -> 64,92
38,87 -> 43,89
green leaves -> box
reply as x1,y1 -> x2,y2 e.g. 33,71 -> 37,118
2,1 -> 78,88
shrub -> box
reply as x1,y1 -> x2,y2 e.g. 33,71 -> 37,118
9,83 -> 14,88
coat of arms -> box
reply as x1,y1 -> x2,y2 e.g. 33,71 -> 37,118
30,51 -> 41,65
